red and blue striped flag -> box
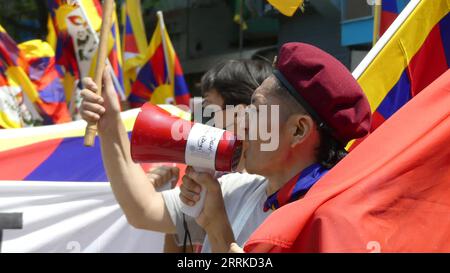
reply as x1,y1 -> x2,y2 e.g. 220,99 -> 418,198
0,105 -> 190,181
130,12 -> 190,108
350,0 -> 449,149
109,12 -> 125,96
380,0 -> 410,36
121,0 -> 147,97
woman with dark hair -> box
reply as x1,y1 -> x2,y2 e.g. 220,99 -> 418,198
147,59 -> 272,252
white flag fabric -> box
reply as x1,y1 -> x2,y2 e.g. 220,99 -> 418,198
0,181 -> 164,253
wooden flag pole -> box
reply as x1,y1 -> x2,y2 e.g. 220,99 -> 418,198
84,0 -> 115,147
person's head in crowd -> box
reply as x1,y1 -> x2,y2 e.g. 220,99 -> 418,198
243,43 -> 372,190
200,59 -> 272,132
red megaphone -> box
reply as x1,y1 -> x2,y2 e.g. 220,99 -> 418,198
130,103 -> 243,217
131,103 -> 242,171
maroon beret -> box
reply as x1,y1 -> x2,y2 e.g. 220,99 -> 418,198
274,42 -> 372,144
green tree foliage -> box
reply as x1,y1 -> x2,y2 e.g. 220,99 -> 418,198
0,0 -> 48,42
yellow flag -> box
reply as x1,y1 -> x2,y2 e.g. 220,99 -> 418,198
46,16 -> 57,51
267,0 -> 304,17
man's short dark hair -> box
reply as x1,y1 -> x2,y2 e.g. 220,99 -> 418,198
316,128 -> 348,169
201,59 -> 272,106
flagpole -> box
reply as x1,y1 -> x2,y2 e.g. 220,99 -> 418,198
121,1 -> 126,55
21,89 -> 44,125
239,0 -> 244,58
352,0 -> 420,79
84,0 -> 115,147
372,0 -> 381,46
157,11 -> 174,87
75,0 -> 126,101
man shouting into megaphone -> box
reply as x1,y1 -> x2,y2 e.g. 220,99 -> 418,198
80,43 -> 371,253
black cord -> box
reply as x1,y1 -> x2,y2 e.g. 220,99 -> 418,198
182,213 -> 194,253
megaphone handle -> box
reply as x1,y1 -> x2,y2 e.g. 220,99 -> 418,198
180,167 -> 214,218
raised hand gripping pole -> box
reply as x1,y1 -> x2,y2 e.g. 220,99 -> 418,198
84,0 -> 115,147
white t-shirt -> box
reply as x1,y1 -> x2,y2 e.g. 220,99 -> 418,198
161,172 -> 271,253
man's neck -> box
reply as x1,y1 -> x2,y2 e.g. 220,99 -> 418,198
265,159 -> 317,196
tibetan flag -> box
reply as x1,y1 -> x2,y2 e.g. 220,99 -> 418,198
18,40 -> 71,124
47,0 -> 83,78
0,25 -> 34,99
0,104 -> 190,181
244,69 -> 450,253
130,12 -> 190,108
89,0 -> 126,100
380,0 -> 410,36
0,25 -> 65,125
0,105 -> 190,253
0,109 -> 139,181
109,10 -> 125,98
0,64 -> 22,128
122,0 -> 147,97
47,0 -> 84,104
349,0 -> 450,149
47,0 -> 125,104
266,0 -> 304,17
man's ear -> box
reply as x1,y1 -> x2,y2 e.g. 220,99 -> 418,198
290,114 -> 314,148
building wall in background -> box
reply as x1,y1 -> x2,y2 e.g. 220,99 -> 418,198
278,1 -> 350,67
